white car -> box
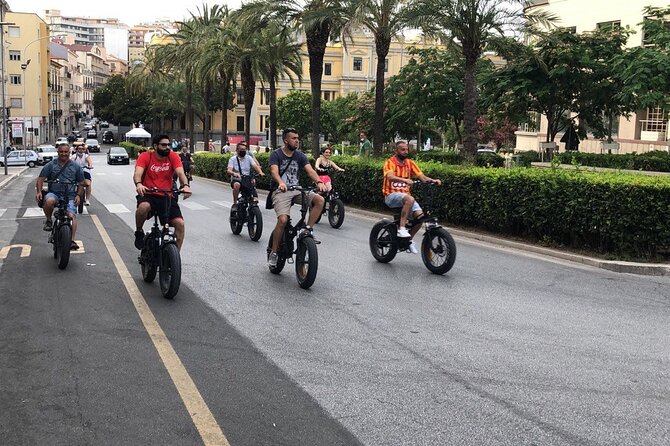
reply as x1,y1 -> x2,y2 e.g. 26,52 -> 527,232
36,144 -> 58,164
85,138 -> 100,153
0,150 -> 39,167
55,136 -> 69,145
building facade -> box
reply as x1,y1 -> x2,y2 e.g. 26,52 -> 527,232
520,0 -> 670,154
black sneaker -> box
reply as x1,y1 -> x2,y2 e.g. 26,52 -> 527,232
134,230 -> 145,250
43,220 -> 53,232
70,241 -> 79,251
301,226 -> 321,244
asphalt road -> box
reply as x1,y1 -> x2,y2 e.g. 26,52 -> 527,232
1,150 -> 668,445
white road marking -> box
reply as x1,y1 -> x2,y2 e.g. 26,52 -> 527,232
23,207 -> 45,217
104,203 -> 131,214
0,208 -> 5,218
179,201 -> 210,210
23,174 -> 34,177
96,172 -> 107,176
113,172 -> 124,176
212,201 -> 231,209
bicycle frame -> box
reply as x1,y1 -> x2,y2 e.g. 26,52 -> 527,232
278,186 -> 313,260
143,189 -> 179,263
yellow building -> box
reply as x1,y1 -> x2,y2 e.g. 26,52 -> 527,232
172,30 -> 444,144
4,12 -> 50,146
520,0 -> 670,154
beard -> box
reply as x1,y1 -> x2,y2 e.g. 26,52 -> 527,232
156,148 -> 171,157
396,153 -> 407,160
287,145 -> 298,152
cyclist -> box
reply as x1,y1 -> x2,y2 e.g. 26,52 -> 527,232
35,142 -> 85,250
227,141 -> 264,208
267,128 -> 327,267
179,145 -> 195,182
71,143 -> 93,205
383,140 -> 442,254
314,144 -> 345,192
133,134 -> 192,251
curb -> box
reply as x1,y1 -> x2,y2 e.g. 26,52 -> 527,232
193,175 -> 670,276
0,167 -> 29,191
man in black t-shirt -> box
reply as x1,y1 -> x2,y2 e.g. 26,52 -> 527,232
267,128 -> 327,267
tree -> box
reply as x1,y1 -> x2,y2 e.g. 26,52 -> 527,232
93,75 -> 150,126
277,90 -> 313,142
408,0 -> 555,160
340,0 -> 420,155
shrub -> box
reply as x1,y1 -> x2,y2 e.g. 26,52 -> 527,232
555,151 -> 670,172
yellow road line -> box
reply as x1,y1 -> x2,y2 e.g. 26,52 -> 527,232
91,215 -> 230,446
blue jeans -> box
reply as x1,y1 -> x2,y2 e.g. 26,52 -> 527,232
384,192 -> 422,213
45,192 -> 76,214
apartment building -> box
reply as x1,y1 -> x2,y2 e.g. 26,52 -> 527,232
43,9 -> 129,62
520,0 -> 670,154
128,21 -> 177,68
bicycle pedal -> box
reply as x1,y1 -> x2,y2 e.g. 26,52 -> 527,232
287,257 -> 294,264
313,239 -> 321,244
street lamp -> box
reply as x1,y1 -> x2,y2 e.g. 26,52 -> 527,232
1,21 -> 16,176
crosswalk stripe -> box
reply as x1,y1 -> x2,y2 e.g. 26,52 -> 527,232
0,208 -> 5,218
24,174 -> 34,177
104,203 -> 131,214
212,201 -> 231,209
113,172 -> 124,176
23,207 -> 44,217
179,201 -> 210,210
96,172 -> 107,176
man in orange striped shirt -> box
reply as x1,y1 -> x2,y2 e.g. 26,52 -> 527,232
383,141 -> 442,253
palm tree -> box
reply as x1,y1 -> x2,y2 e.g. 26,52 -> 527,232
408,0 -> 555,160
339,0 -> 419,155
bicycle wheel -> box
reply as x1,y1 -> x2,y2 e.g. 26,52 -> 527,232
77,188 -> 85,214
248,206 -> 263,241
56,224 -> 71,270
421,227 -> 457,275
159,243 -> 181,299
369,221 -> 398,263
266,238 -> 286,274
295,236 -> 318,289
229,206 -> 243,234
328,198 -> 345,229
141,246 -> 157,283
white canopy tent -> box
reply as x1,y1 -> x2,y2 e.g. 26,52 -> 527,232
125,127 -> 152,140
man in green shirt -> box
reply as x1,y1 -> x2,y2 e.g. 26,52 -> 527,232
359,131 -> 372,158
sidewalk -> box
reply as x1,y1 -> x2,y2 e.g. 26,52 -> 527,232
195,175 -> 670,277
0,167 -> 29,190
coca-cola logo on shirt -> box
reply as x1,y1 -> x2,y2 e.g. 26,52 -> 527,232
150,162 -> 171,173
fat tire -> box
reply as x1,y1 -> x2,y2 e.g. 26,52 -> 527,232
141,245 -> 157,283
248,206 -> 263,241
77,189 -> 85,214
369,221 -> 398,263
328,199 -> 345,228
57,224 -> 71,270
159,243 -> 181,299
421,227 -> 457,275
229,207 -> 243,234
295,236 -> 318,289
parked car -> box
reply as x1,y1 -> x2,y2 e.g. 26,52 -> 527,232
99,121 -> 109,128
476,144 -> 497,155
36,144 -> 58,164
85,138 -> 100,153
87,129 -> 98,138
107,146 -> 130,165
0,150 -> 39,167
102,130 -> 114,144
55,136 -> 69,145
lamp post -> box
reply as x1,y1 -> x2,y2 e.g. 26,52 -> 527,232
1,21 -> 16,176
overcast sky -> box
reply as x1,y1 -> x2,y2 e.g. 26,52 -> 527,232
12,0 -> 244,27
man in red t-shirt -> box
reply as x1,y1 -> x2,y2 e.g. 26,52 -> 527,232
133,134 -> 192,250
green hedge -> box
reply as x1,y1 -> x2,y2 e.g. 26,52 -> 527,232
119,141 -> 147,159
555,150 -> 670,172
193,152 -> 670,259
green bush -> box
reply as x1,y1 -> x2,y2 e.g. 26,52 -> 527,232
555,150 -> 670,172
195,151 -> 670,259
414,151 -> 463,164
119,141 -> 147,159
514,150 -> 540,167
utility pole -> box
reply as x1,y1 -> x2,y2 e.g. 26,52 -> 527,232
1,21 -> 15,176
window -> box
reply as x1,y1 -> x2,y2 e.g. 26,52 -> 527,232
519,112 -> 540,132
640,107 -> 667,137
323,91 -> 334,101
259,115 -> 269,131
10,98 -> 22,108
384,59 -> 389,73
324,63 -> 332,76
9,51 -> 20,61
259,89 -> 270,105
353,57 -> 362,71
236,116 -> 245,132
236,89 -> 245,105
9,75 -> 21,85
596,20 -> 621,31
8,26 -> 19,38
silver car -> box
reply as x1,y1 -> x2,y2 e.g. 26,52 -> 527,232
107,146 -> 129,165
0,150 -> 39,167
36,144 -> 58,165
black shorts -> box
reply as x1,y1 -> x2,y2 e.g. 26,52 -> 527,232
231,178 -> 258,196
136,194 -> 183,225
83,171 -> 92,180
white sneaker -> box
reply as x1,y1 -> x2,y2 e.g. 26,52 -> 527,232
268,252 -> 278,268
408,240 -> 418,254
84,200 -> 90,206
397,227 -> 411,238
